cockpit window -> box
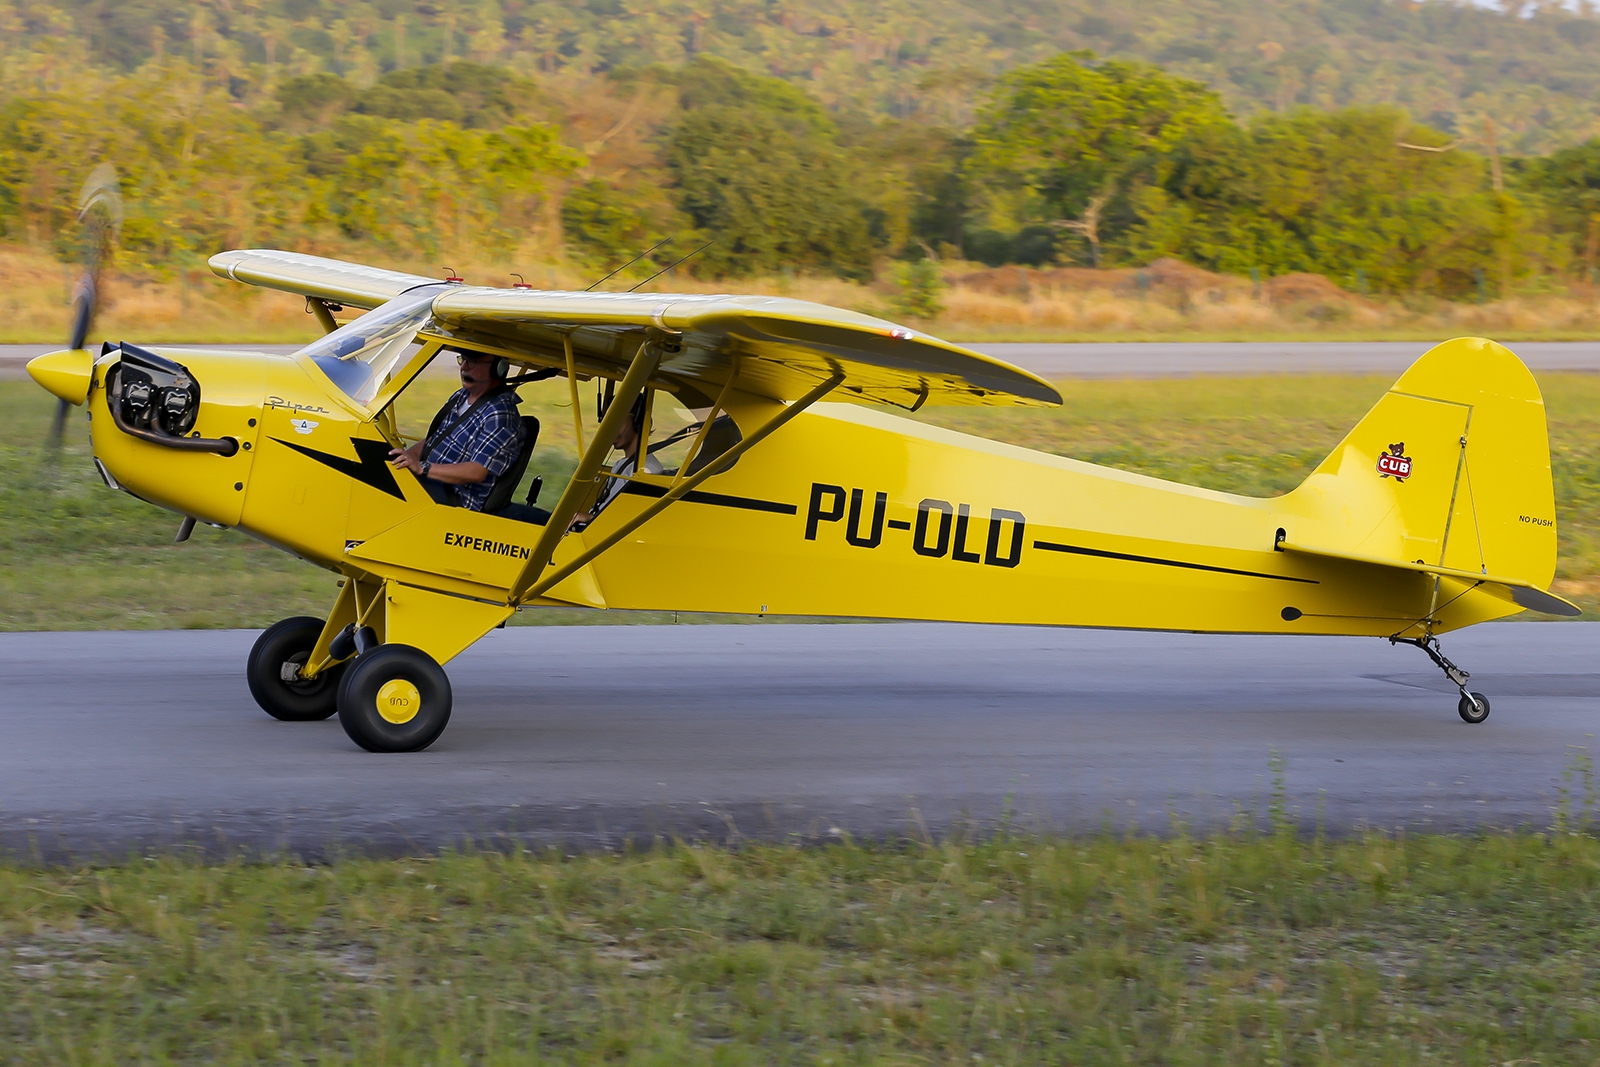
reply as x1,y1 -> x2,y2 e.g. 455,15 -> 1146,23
298,284 -> 447,405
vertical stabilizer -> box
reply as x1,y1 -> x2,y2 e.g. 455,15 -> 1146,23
1280,337 -> 1559,611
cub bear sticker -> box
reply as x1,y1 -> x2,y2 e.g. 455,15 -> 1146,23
1377,442 -> 1412,481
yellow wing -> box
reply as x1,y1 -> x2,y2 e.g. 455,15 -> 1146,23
210,248 -> 438,309
208,249 -> 1061,409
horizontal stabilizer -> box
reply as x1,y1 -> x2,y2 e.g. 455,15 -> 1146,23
1280,541 -> 1581,616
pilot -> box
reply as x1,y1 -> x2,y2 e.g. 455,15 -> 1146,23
389,350 -> 523,511
569,393 -> 663,529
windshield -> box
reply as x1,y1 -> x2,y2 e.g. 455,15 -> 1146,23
298,284 -> 447,405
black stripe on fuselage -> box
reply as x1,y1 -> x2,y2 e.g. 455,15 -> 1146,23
621,481 -> 798,515
1031,539 -> 1319,584
271,437 -> 406,500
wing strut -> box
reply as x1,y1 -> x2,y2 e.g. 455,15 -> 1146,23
511,338 -> 663,598
561,332 -> 585,453
512,369 -> 844,606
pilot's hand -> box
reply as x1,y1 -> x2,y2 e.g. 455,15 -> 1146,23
389,448 -> 422,472
567,511 -> 593,531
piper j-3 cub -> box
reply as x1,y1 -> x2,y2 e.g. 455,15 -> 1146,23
26,248 -> 1579,751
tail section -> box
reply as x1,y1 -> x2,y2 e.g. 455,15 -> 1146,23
1279,337 -> 1574,617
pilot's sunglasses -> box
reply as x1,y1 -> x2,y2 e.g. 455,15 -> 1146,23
456,354 -> 492,365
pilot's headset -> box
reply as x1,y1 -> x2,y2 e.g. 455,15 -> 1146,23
459,349 -> 510,381
598,391 -> 649,438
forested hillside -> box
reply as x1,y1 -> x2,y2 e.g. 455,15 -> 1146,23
2,0 -> 1599,300
14,0 -> 1600,151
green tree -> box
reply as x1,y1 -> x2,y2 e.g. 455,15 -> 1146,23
1518,139 -> 1600,280
0,62 -> 306,270
326,117 -> 582,257
965,52 -> 1228,266
23,0 -> 1600,152
1126,107 -> 1556,297
891,257 -> 944,319
560,178 -> 692,273
355,61 -> 536,129
663,56 -> 875,279
273,73 -> 356,132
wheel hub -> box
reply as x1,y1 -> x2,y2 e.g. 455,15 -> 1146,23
279,651 -> 329,694
377,678 -> 422,724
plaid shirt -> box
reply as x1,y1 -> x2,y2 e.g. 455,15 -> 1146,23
422,388 -> 522,511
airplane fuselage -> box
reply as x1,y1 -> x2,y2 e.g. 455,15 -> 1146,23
81,345 -> 1520,665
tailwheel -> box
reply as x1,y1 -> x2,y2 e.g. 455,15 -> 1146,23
1458,692 -> 1491,724
247,616 -> 347,721
336,644 -> 452,752
1391,635 -> 1491,725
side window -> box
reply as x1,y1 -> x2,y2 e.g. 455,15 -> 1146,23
684,414 -> 743,475
383,349 -> 462,448
644,393 -> 743,476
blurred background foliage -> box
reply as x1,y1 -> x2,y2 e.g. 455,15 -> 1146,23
1,0 -> 1600,298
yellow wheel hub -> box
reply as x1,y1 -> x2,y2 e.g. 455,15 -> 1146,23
376,679 -> 421,724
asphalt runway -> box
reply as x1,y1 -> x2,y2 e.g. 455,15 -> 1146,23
4,340 -> 1600,380
3,622 -> 1598,861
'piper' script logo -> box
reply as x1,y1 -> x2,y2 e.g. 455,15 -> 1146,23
1377,442 -> 1413,481
265,395 -> 329,415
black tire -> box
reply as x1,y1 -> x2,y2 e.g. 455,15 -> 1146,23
1458,691 -> 1491,724
247,616 -> 346,721
336,644 -> 452,752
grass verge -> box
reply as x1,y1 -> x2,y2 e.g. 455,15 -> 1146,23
5,370 -> 1599,629
6,828 -> 1600,1063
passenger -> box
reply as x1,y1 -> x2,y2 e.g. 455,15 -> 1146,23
569,393 -> 663,529
389,350 -> 522,511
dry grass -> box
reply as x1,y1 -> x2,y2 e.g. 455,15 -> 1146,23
0,247 -> 317,345
939,259 -> 1600,341
2,245 -> 1598,344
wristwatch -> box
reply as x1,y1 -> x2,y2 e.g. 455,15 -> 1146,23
419,461 -> 432,479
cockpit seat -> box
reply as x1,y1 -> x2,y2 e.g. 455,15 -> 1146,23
484,414 -> 549,524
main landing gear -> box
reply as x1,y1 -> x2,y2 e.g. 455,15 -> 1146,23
1390,635 -> 1490,724
336,644 -> 453,753
248,618 -> 453,751
246,616 -> 346,721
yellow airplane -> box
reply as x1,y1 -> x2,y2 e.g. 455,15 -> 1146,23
26,247 -> 1578,752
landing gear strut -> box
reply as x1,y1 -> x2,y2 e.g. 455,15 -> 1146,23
1390,635 -> 1490,723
